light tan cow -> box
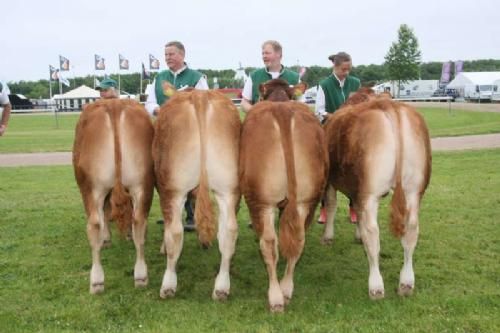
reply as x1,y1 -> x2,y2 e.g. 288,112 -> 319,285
240,79 -> 328,312
321,90 -> 432,299
73,99 -> 154,294
153,90 -> 240,300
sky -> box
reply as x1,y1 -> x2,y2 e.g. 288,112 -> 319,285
2,0 -> 499,83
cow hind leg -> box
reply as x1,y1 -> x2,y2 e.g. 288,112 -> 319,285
359,196 -> 385,300
280,203 -> 308,304
102,196 -> 112,248
129,186 -> 149,288
212,191 -> 239,301
321,185 -> 338,245
398,192 -> 420,296
159,193 -> 185,299
86,191 -> 107,294
255,207 -> 284,312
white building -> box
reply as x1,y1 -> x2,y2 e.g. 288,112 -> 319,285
372,80 -> 439,98
53,85 -> 100,111
447,72 -> 500,101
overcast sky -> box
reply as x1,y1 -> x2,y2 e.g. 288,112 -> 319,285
2,0 -> 499,83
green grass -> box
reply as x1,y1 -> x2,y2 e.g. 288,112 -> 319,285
1,107 -> 500,153
418,107 -> 500,137
0,150 -> 499,332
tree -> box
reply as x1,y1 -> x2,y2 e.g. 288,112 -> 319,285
384,24 -> 422,97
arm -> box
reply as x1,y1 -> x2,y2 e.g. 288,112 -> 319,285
0,103 -> 11,136
144,79 -> 160,116
195,76 -> 209,90
240,76 -> 253,112
314,85 -> 327,122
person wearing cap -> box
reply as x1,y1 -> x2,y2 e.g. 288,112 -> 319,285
315,52 -> 361,224
96,78 -> 119,99
241,40 -> 299,113
146,40 -> 208,232
0,81 -> 12,137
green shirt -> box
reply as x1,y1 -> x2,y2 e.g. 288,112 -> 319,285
154,67 -> 203,106
249,67 -> 299,104
319,75 -> 361,113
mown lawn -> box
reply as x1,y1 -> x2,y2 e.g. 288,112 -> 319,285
1,107 -> 500,153
0,149 -> 499,332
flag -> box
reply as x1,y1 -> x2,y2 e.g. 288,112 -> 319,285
95,78 -> 100,87
49,65 -> 58,81
299,66 -> 307,79
58,71 -> 70,87
149,54 -> 160,70
95,54 -> 105,70
440,61 -> 452,84
142,63 -> 151,80
59,55 -> 70,71
454,60 -> 464,77
119,54 -> 129,70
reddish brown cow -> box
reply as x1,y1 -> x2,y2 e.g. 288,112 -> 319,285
73,99 -> 155,293
153,90 -> 240,300
240,79 -> 328,312
321,90 -> 431,299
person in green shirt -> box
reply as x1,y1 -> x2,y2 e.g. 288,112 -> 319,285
315,52 -> 360,224
241,40 -> 299,112
147,41 -> 208,232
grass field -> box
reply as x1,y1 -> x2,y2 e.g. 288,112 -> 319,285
0,149 -> 499,332
1,107 -> 500,153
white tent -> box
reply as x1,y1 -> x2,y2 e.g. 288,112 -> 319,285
447,72 -> 500,100
53,85 -> 100,111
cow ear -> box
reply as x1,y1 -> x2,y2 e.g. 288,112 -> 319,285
259,83 -> 267,99
292,82 -> 307,99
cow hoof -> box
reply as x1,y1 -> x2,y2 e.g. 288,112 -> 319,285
369,289 -> 385,300
160,288 -> 176,299
135,278 -> 148,288
398,284 -> 414,296
321,237 -> 333,246
101,239 -> 112,249
283,296 -> 291,305
354,237 -> 363,244
213,290 -> 229,301
90,283 -> 104,294
269,303 -> 285,313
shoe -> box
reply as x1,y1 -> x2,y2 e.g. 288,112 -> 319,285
156,219 -> 164,225
349,206 -> 357,224
184,218 -> 196,232
317,207 -> 327,224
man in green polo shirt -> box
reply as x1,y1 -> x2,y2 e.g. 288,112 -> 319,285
145,41 -> 208,116
315,52 -> 361,224
146,40 -> 208,231
241,40 -> 299,112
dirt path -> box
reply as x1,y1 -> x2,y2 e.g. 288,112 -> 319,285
1,133 -> 500,167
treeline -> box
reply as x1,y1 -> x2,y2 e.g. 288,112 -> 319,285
9,59 -> 500,99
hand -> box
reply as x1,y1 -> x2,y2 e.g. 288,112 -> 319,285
0,124 -> 6,136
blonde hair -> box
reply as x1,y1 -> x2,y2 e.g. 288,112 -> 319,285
262,40 -> 282,56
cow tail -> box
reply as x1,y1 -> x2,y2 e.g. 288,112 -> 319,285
193,92 -> 215,247
276,110 -> 302,259
389,105 -> 407,238
109,104 -> 133,235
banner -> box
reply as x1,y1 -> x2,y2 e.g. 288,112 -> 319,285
95,54 -> 105,70
59,55 -> 70,71
149,54 -> 160,70
119,54 -> 129,70
454,60 -> 464,77
440,61 -> 452,84
142,63 -> 151,80
49,65 -> 58,81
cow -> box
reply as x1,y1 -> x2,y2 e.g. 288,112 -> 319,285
153,90 -> 240,301
240,79 -> 328,312
321,89 -> 432,299
73,99 -> 155,294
